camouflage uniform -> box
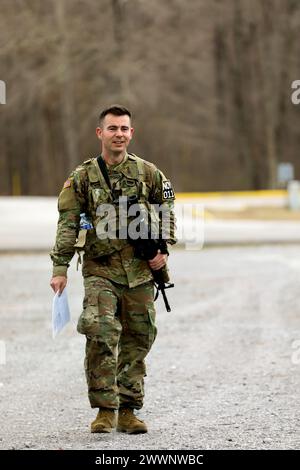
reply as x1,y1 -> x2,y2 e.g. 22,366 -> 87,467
50,152 -> 176,410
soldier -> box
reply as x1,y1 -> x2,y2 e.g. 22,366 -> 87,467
50,105 -> 176,434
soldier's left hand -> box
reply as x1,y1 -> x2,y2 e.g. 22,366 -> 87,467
148,250 -> 168,271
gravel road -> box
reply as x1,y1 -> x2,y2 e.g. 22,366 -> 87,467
0,245 -> 300,450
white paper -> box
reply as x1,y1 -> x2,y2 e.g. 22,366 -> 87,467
52,289 -> 71,338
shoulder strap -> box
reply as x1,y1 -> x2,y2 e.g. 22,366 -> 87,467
96,155 -> 112,190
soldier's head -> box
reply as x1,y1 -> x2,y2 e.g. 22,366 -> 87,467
96,105 -> 134,155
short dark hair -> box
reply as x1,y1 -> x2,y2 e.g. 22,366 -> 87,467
98,104 -> 131,125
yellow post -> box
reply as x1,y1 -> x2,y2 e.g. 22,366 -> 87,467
12,171 -> 21,196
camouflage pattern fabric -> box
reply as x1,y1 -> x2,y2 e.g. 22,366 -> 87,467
50,152 -> 175,410
50,152 -> 176,285
77,276 -> 157,409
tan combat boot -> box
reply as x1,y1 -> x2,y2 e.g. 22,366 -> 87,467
91,408 -> 117,433
117,407 -> 148,434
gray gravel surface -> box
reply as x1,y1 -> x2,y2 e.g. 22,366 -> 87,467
0,246 -> 300,450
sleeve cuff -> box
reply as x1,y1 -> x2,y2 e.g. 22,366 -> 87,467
52,265 -> 68,277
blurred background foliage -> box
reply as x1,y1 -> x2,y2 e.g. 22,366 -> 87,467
0,0 -> 300,195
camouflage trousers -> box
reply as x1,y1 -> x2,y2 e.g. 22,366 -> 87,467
77,276 -> 157,410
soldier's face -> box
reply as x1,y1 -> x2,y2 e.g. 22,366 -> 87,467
96,114 -> 134,154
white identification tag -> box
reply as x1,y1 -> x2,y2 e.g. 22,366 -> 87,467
162,180 -> 175,200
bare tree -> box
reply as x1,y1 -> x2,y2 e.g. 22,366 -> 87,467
0,0 -> 300,194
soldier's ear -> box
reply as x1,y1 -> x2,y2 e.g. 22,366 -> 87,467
96,127 -> 102,140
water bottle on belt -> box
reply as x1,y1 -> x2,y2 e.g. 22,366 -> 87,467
79,213 -> 93,230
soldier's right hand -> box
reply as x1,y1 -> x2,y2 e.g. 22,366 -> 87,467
50,276 -> 67,295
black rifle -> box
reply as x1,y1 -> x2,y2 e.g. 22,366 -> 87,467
125,194 -> 174,312
131,237 -> 174,312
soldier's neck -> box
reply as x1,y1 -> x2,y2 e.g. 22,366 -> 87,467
102,151 -> 126,166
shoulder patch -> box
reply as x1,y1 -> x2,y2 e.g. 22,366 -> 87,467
162,180 -> 175,200
63,179 -> 71,189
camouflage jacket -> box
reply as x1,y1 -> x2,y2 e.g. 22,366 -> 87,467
50,152 -> 176,288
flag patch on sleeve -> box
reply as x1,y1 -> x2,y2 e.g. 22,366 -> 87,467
63,179 -> 71,189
